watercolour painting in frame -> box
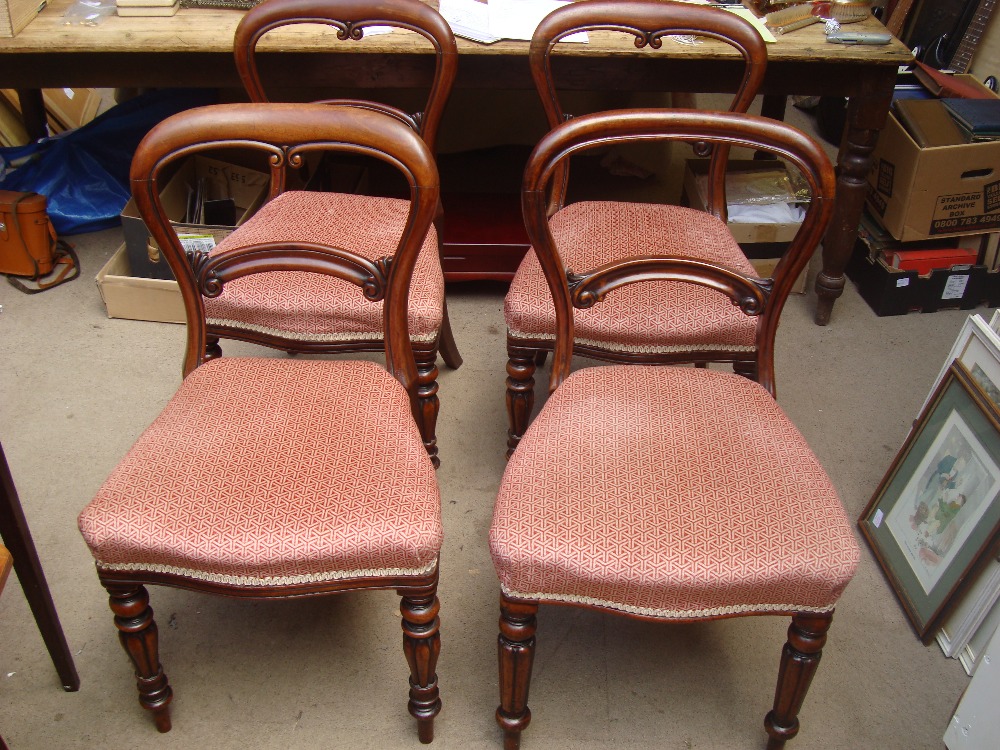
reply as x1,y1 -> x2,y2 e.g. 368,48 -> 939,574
860,361 -> 1000,642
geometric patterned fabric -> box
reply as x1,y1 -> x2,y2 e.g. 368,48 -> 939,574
78,358 -> 442,587
205,191 -> 444,343
490,365 -> 860,619
505,201 -> 760,353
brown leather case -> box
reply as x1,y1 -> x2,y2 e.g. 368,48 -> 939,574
892,99 -> 967,148
0,191 -> 55,278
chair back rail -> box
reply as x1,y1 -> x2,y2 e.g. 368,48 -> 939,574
529,0 -> 768,217
129,102 -> 440,397
234,0 -> 458,153
522,108 -> 835,397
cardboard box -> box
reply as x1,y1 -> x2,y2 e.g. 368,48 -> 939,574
867,109 -> 1000,242
683,159 -> 807,292
848,231 -> 988,316
95,244 -> 184,324
120,155 -> 268,280
1,0 -> 45,37
0,94 -> 28,147
0,87 -> 102,134
42,87 -> 102,131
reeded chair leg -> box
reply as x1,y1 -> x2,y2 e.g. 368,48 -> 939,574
764,611 -> 833,750
438,303 -> 463,370
497,595 -> 539,750
104,583 -> 173,733
505,344 -> 538,459
413,346 -> 442,468
400,591 -> 442,743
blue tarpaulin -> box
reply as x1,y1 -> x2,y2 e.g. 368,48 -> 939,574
0,89 -> 217,235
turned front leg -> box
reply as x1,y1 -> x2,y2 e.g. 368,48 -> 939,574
505,349 -> 538,459
105,583 -> 173,732
400,592 -> 442,743
497,596 -> 539,750
764,611 -> 833,749
414,348 -> 441,469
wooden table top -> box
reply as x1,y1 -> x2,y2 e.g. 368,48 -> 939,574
0,0 -> 912,66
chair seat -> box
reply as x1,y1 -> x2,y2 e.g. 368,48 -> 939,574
490,365 -> 859,619
78,358 -> 442,587
205,191 -> 444,343
505,201 -> 760,354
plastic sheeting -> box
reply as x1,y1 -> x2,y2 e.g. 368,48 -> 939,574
0,89 -> 216,235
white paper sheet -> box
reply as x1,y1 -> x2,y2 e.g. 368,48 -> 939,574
487,0 -> 588,43
723,6 -> 777,43
439,0 -> 500,44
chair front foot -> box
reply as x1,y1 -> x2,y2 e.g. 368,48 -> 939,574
400,591 -> 442,743
764,611 -> 833,749
105,583 -> 173,732
497,595 -> 538,750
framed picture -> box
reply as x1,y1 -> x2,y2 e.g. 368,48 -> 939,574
922,315 -> 1000,413
860,361 -> 1000,642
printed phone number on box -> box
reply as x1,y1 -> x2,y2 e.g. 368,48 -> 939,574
931,191 -> 1000,234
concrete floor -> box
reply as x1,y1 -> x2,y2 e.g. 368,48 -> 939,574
0,110 -> 983,749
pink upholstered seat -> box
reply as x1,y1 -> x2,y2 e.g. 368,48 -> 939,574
505,201 -> 759,354
491,365 -> 859,619
79,357 -> 442,586
205,191 -> 444,343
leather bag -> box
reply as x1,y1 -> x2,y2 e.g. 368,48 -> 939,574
0,191 -> 79,294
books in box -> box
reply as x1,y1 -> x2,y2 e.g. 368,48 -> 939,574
1,0 -> 45,37
942,98 -> 1000,142
892,99 -> 966,148
116,0 -> 179,15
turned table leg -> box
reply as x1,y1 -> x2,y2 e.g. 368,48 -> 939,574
813,68 -> 896,326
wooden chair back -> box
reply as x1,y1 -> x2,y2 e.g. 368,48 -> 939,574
522,108 -> 835,397
234,0 -> 458,153
129,102 -> 440,398
529,0 -> 768,217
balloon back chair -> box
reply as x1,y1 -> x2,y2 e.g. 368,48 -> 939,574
220,0 -> 462,466
504,0 -> 768,455
490,109 -> 859,749
78,102 -> 444,743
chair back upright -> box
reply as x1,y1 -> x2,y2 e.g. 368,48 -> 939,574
129,102 -> 440,398
529,0 -> 768,218
234,0 -> 458,154
522,108 -> 835,397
